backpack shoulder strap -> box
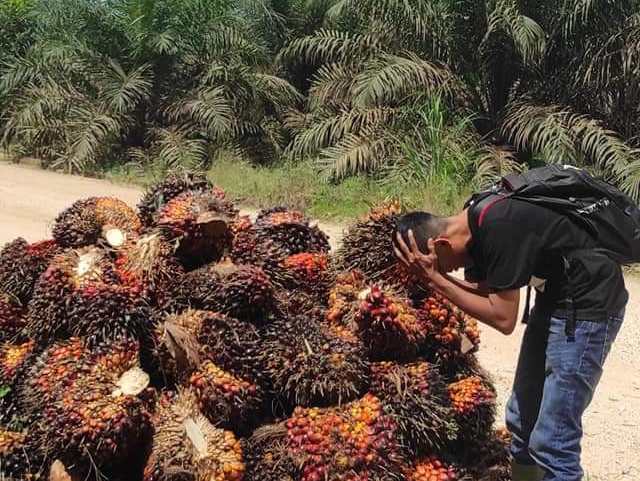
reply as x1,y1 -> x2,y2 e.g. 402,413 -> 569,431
467,192 -> 512,228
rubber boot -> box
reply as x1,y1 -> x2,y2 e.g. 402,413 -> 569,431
512,463 -> 545,481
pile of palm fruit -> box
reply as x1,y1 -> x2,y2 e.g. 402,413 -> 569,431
0,171 -> 511,481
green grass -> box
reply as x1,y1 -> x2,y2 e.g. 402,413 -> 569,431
103,154 -> 474,221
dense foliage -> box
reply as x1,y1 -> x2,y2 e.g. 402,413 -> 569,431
2,0 -> 640,201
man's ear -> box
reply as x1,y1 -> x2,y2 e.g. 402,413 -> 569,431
433,237 -> 452,250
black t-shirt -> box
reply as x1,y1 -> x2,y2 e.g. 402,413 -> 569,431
465,198 -> 628,321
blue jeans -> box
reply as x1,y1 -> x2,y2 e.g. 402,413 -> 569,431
506,311 -> 624,481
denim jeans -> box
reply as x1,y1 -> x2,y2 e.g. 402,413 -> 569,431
506,310 -> 624,481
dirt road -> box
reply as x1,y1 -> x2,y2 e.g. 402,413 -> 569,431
1,163 -> 638,479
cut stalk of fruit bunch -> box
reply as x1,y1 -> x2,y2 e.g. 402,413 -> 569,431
27,247 -> 148,346
335,201 -> 401,282
52,197 -> 141,248
0,238 -> 61,307
263,316 -> 370,408
137,170 -> 212,227
285,394 -> 406,481
355,285 -> 428,361
156,189 -> 238,268
143,390 -> 244,481
178,260 -> 277,324
370,361 -> 458,454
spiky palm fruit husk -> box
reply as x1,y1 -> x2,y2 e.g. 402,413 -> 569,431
447,377 -> 497,448
52,197 -> 141,249
0,238 -> 61,306
156,190 -> 238,267
255,207 -> 330,254
334,201 -> 401,282
326,270 -> 368,326
27,248 -> 147,346
115,232 -> 184,308
0,429 -> 44,479
0,340 -> 36,427
138,171 -> 212,226
285,394 -> 405,481
263,316 -> 370,408
355,285 -> 428,361
369,361 -> 457,455
0,296 -> 26,342
404,456 -> 470,481
31,339 -> 154,475
242,424 -> 299,481
179,261 -> 277,324
143,390 -> 245,481
189,360 -> 264,432
461,427 -> 512,481
156,310 -> 265,388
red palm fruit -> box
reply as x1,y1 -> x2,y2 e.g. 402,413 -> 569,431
0,339 -> 36,427
143,390 -> 244,481
189,360 -> 264,432
326,270 -> 368,326
335,201 -> 402,282
27,247 -> 148,346
263,316 -> 370,408
461,427 -> 512,481
179,261 -> 276,324
0,238 -> 61,306
404,455 -> 470,481
0,295 -> 26,342
243,423 -> 299,481
355,285 -> 427,361
370,361 -> 457,454
286,394 -> 405,481
448,377 -> 497,447
52,197 -> 141,249
156,190 -> 238,267
137,170 -> 212,226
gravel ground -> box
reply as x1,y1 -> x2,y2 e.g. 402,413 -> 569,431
1,162 -> 638,479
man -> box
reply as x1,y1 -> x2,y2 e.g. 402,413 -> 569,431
393,197 -> 626,481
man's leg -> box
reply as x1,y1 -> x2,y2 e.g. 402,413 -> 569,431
506,316 -> 548,468
528,314 -> 624,481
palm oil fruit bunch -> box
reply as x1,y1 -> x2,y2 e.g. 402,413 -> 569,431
0,429 -> 43,479
263,316 -> 370,408
137,170 -> 212,226
52,197 -> 141,249
355,285 -> 427,361
335,201 -> 401,282
189,360 -> 264,432
462,427 -> 512,481
27,247 -> 147,346
144,390 -> 245,481
0,295 -> 26,342
156,189 -> 238,267
0,339 -> 36,426
114,232 -> 184,308
243,424 -> 299,481
179,260 -> 276,324
370,361 -> 456,454
286,394 -> 405,481
325,269 -> 368,326
418,293 -> 481,368
0,237 -> 61,306
404,456 -> 468,481
448,377 -> 497,447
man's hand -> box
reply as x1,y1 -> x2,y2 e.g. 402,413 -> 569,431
393,230 -> 443,288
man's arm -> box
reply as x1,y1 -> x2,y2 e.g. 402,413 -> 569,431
431,276 -> 519,334
443,274 -> 489,297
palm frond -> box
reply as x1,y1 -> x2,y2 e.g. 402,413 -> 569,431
283,108 -> 315,134
317,128 -> 390,179
287,106 -> 396,159
149,126 -> 208,170
165,86 -> 234,139
308,62 -> 355,110
474,145 -> 524,186
278,29 -> 381,66
251,73 -> 303,112
352,53 -> 460,107
98,60 -> 153,114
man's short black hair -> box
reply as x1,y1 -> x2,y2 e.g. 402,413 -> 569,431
392,211 -> 448,255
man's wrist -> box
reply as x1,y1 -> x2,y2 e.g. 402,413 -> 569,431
427,272 -> 449,292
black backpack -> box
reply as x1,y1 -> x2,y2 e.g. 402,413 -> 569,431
465,164 -> 640,335
465,163 -> 640,266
